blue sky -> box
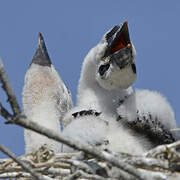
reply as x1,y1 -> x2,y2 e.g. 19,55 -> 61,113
0,0 -> 180,158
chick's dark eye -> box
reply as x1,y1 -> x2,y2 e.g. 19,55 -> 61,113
98,64 -> 110,76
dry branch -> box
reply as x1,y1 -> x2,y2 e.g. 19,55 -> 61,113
0,59 -> 21,115
0,144 -> 53,180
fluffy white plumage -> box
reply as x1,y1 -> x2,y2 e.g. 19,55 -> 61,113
62,114 -> 148,155
23,33 -> 72,154
62,114 -> 108,153
118,89 -> 177,130
106,120 -> 150,154
62,22 -> 177,154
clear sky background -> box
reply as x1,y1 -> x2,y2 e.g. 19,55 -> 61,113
0,0 -> 180,158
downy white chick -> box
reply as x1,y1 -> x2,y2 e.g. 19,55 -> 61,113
62,22 -> 151,154
63,22 -> 178,154
23,33 -> 73,154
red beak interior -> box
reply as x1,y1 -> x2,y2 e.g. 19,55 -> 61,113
110,21 -> 130,54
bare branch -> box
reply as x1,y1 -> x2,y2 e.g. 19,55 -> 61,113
0,101 -> 13,121
61,159 -> 94,174
64,170 -> 107,180
0,59 -> 21,115
114,152 -> 169,171
0,144 -> 53,180
170,128 -> 180,132
145,140 -> 180,158
0,172 -> 31,179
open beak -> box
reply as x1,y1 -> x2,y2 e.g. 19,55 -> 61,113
104,21 -> 131,57
110,21 -> 131,54
103,22 -> 134,69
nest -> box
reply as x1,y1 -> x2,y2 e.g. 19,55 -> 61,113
1,142 -> 180,180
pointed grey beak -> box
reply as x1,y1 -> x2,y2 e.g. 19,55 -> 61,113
30,32 -> 52,67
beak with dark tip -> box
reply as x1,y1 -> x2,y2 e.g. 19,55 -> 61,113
104,21 -> 131,58
111,21 -> 130,52
30,32 -> 52,67
103,21 -> 134,69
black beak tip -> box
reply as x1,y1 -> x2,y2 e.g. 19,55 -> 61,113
38,32 -> 43,38
112,21 -> 131,47
30,32 -> 52,67
38,32 -> 46,47
124,20 -> 128,25
121,21 -> 128,29
119,21 -> 130,41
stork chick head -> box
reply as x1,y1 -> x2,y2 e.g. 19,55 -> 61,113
96,22 -> 137,90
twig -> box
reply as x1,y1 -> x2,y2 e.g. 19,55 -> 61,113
0,172 -> 31,179
114,152 -> 169,170
145,140 -> 180,158
0,102 -> 13,121
170,128 -> 180,132
55,152 -> 84,160
64,170 -> 81,180
0,144 -> 52,180
64,170 -> 107,180
61,159 -> 94,173
0,59 -> 21,115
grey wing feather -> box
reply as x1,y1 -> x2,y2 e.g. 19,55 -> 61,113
56,83 -> 73,128
119,113 -> 175,147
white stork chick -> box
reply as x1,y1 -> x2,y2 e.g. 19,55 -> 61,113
23,33 -> 72,154
62,22 -> 177,154
62,22 -> 149,154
